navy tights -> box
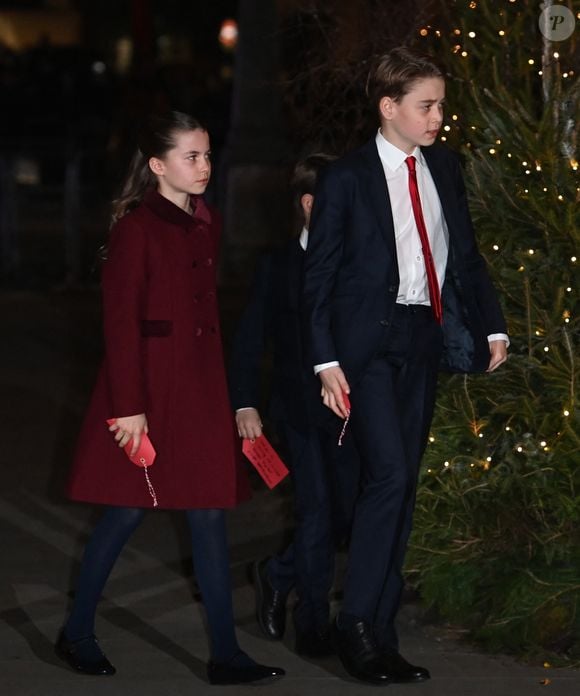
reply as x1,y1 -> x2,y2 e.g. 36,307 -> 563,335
65,506 -> 240,662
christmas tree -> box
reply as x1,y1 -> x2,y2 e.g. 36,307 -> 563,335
406,0 -> 580,662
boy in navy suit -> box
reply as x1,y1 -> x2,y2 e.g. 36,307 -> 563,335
302,47 -> 508,684
230,154 -> 359,657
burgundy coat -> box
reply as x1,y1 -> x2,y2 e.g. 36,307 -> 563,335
67,189 -> 250,509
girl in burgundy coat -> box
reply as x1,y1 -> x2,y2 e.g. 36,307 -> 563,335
56,112 -> 284,686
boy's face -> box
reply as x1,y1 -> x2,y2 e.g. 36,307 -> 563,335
379,77 -> 445,154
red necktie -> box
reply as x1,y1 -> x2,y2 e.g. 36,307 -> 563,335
405,156 -> 443,324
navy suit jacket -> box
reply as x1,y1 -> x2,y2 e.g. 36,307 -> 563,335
303,139 -> 507,382
230,239 -> 323,432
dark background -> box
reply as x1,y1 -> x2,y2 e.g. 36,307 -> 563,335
0,0 -> 438,289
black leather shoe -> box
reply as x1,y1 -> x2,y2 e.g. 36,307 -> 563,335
332,617 -> 392,684
295,626 -> 334,658
207,656 -> 285,685
55,630 -> 116,675
252,558 -> 288,640
380,650 -> 430,682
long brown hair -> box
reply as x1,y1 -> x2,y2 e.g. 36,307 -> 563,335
111,111 -> 205,225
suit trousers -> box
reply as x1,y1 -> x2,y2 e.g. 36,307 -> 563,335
267,422 -> 359,632
341,303 -> 443,649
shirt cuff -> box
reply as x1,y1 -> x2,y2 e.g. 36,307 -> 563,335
235,407 -> 258,413
487,333 -> 510,348
314,360 -> 340,375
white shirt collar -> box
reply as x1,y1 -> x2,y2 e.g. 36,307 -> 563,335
299,226 -> 309,251
375,129 -> 424,172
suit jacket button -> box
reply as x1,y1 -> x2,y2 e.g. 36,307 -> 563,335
388,285 -> 397,293
379,319 -> 389,327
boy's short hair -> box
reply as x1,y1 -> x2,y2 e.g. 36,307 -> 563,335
366,46 -> 444,112
291,153 -> 336,227
291,153 -> 336,199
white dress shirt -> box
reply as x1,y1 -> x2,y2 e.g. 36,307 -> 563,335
375,131 -> 449,305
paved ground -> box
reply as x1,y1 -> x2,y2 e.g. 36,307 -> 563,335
1,289 -> 578,695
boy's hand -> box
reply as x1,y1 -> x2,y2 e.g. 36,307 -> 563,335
487,340 -> 508,372
109,413 -> 148,457
236,408 -> 263,440
318,366 -> 350,419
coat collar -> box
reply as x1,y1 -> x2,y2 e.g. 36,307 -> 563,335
143,188 -> 211,229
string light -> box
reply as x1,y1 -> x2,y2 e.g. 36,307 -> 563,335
563,410 -> 570,417
493,244 -> 499,251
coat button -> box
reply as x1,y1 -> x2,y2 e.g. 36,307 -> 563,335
195,327 -> 203,337
193,293 -> 201,303
206,291 -> 215,300
204,258 -> 213,267
379,319 -> 389,327
191,260 -> 198,268
210,326 -> 217,334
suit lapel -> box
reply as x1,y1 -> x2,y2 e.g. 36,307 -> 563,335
360,139 -> 397,256
422,147 -> 457,243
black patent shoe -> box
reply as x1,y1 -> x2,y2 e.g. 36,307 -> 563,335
207,653 -> 285,685
55,630 -> 116,675
295,626 -> 334,658
332,617 -> 391,684
252,558 -> 288,640
380,650 -> 430,682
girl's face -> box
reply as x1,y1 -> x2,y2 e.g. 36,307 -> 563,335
150,128 -> 211,207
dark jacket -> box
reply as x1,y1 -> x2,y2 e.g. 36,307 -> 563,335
229,238 -> 323,432
303,139 -> 507,383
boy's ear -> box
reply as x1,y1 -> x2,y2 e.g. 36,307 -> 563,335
379,96 -> 395,121
149,157 -> 165,176
300,193 -> 314,217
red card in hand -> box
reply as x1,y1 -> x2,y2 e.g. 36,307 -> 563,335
106,419 -> 157,467
342,391 -> 351,413
242,435 -> 289,489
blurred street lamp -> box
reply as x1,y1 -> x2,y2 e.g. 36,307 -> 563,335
218,18 -> 238,51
